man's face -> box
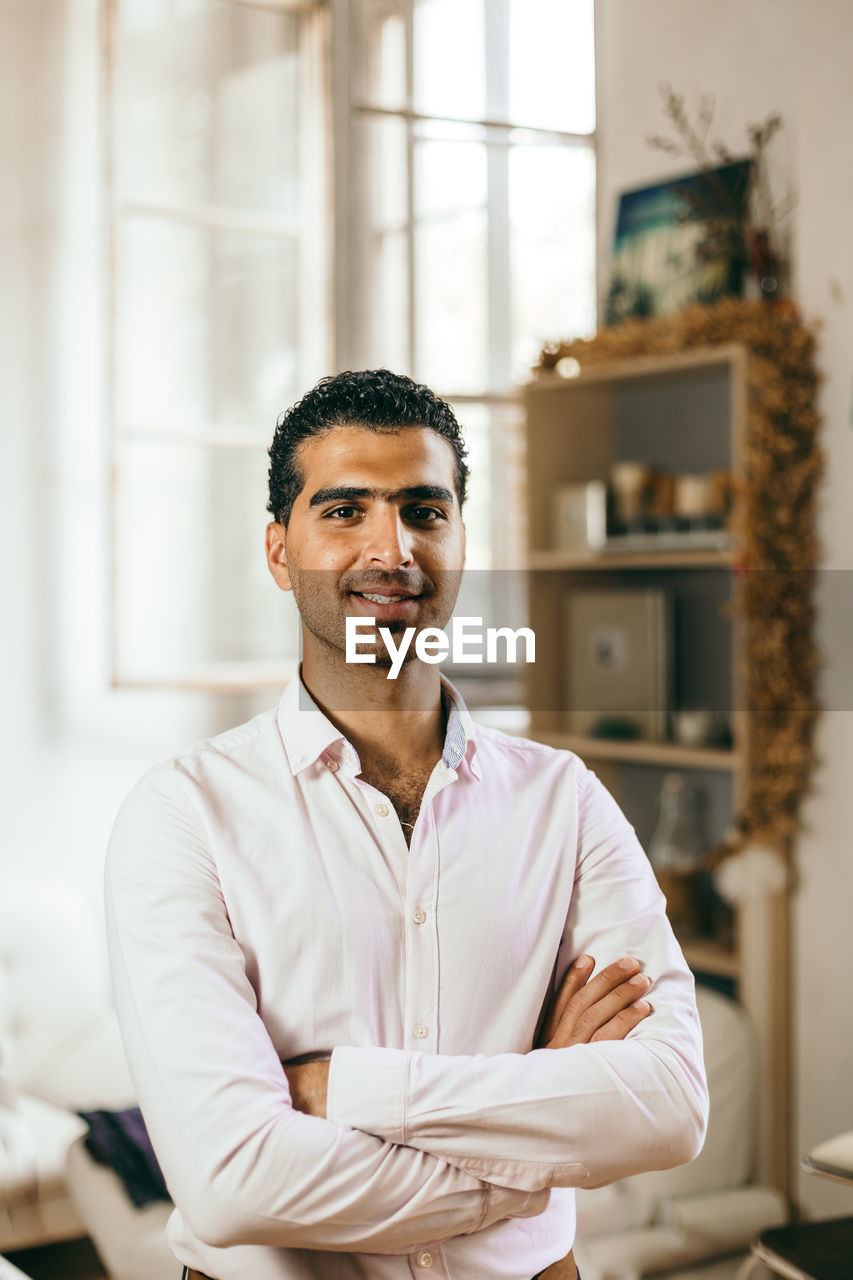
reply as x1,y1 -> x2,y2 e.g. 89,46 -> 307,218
266,425 -> 466,667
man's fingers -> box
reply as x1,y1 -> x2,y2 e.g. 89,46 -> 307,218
541,956 -> 656,1049
560,972 -> 652,1039
590,998 -> 653,1042
542,956 -> 641,1040
541,954 -> 594,1041
539,955 -> 655,1050
566,957 -> 644,1013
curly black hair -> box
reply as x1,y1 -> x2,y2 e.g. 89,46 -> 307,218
267,369 -> 470,525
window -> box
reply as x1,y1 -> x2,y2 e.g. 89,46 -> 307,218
107,0 -> 329,686
106,0 -> 596,690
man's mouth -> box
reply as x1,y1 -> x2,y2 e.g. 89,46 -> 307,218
356,592 -> 417,604
348,588 -> 423,620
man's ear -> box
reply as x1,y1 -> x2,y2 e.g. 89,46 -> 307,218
265,522 -> 293,592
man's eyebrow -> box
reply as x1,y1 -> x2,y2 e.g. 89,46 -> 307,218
308,484 -> 455,507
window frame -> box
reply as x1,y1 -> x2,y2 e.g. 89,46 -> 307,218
104,0 -> 330,689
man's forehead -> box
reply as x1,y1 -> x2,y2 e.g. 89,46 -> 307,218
295,423 -> 458,484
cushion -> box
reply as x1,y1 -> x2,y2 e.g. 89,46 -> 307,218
0,1093 -> 86,1202
77,1109 -> 169,1209
0,881 -> 110,1093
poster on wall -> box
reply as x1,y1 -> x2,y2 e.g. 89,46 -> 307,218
605,159 -> 752,324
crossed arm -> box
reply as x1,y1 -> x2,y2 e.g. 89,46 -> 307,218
284,954 -> 655,1119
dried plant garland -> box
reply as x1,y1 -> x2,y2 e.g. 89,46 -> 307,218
536,298 -> 823,862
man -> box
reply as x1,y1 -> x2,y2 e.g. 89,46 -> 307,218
106,369 -> 708,1280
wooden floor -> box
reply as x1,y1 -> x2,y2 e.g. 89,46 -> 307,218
4,1238 -> 108,1280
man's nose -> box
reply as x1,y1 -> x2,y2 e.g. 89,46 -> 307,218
362,507 -> 414,568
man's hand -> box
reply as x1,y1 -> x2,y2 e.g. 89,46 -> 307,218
536,955 -> 652,1050
283,1058 -> 330,1118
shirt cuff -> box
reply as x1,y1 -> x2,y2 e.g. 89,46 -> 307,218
327,1045 -> 410,1143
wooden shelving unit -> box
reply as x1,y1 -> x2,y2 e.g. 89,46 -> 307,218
522,343 -> 790,1192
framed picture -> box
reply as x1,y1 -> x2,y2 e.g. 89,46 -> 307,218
605,159 -> 752,324
564,588 -> 671,740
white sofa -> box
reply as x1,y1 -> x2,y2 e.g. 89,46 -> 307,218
0,879 -> 135,1253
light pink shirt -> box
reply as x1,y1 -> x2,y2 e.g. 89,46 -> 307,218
105,676 -> 708,1280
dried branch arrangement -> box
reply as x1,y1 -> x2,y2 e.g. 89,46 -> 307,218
648,83 -> 794,298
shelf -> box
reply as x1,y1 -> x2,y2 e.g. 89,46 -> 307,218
531,732 -> 742,772
528,548 -> 736,571
680,938 -> 740,979
525,344 -> 746,391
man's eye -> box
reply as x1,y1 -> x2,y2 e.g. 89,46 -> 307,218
408,506 -> 444,522
326,505 -> 361,519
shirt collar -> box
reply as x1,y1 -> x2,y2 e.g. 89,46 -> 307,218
276,672 -> 481,779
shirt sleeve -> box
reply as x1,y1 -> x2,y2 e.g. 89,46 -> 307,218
105,771 -> 548,1253
326,764 -> 709,1195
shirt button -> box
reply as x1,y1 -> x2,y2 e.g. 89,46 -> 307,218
326,759 -> 339,773
374,802 -> 390,817
416,1251 -> 434,1268
413,1022 -> 428,1040
413,907 -> 427,925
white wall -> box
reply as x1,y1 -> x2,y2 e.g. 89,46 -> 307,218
595,0 -> 853,1217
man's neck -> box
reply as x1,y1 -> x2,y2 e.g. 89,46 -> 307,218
299,648 -> 446,771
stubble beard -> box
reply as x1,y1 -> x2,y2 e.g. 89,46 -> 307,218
290,567 -> 461,670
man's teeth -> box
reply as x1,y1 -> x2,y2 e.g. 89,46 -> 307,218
361,593 -> 409,603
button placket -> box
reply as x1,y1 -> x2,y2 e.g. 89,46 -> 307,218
404,802 -> 439,1056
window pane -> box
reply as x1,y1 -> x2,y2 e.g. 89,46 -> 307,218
453,401 -> 493,573
117,217 -> 303,431
453,400 -> 527,573
114,0 -> 303,212
509,140 -> 596,376
413,0 -> 486,121
413,129 -> 489,392
509,0 -> 596,133
350,114 -> 410,369
451,399 -> 528,659
352,0 -> 407,112
114,440 -> 298,678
